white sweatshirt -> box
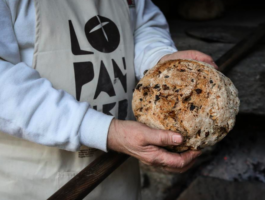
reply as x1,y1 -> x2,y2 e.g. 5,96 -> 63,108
0,0 -> 177,152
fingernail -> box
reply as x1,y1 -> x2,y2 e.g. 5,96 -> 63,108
172,135 -> 182,143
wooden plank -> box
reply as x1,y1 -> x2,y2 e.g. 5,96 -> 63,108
185,25 -> 265,44
48,152 -> 128,200
216,22 -> 265,74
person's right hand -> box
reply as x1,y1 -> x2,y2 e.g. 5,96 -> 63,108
107,119 -> 201,173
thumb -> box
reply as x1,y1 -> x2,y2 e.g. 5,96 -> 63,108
145,129 -> 183,147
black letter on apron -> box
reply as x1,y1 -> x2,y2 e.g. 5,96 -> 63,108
118,99 -> 128,120
122,57 -> 127,70
112,59 -> 127,93
84,15 -> 120,53
103,102 -> 116,116
74,62 -> 94,101
69,20 -> 94,55
94,61 -> 116,99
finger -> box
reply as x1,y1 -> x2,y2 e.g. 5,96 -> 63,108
163,159 -> 196,174
159,50 -> 218,69
205,60 -> 218,70
150,149 -> 201,168
144,129 -> 183,147
141,160 -> 196,174
211,62 -> 218,69
190,51 -> 218,69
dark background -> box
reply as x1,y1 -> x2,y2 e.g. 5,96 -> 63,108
153,0 -> 265,19
141,1 -> 265,200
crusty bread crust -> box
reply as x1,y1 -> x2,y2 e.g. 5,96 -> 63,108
132,59 -> 239,152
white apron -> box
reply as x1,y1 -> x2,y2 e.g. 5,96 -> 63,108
0,0 -> 141,199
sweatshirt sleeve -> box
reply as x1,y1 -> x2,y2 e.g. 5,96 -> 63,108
0,1 -> 113,152
134,0 -> 177,80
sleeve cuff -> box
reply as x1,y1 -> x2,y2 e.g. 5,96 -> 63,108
138,47 -> 177,79
79,108 -> 114,152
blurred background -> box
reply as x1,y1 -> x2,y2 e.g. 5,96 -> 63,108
140,1 -> 265,199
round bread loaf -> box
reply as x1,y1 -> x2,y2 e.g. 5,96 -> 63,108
132,59 -> 239,152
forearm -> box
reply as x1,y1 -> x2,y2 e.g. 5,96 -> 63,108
0,0 -> 113,152
134,0 -> 177,79
0,60 -> 113,151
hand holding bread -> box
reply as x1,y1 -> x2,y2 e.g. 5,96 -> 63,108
133,57 -> 239,152
108,50 -> 239,173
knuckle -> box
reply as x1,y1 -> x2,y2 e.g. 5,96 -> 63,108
145,156 -> 155,165
177,159 -> 186,168
165,160 -> 175,168
137,134 -> 146,145
158,131 -> 168,145
147,153 -> 164,166
163,156 -> 181,168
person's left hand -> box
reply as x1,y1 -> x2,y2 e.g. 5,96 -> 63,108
159,50 -> 218,69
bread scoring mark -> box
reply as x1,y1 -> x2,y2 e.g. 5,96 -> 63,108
142,87 -> 150,96
162,85 -> 169,90
183,96 -> 191,102
196,130 -> 201,138
205,131 -> 209,137
195,89 -> 202,94
168,111 -> 176,119
190,103 -> 196,111
153,84 -> 160,89
136,84 -> 142,90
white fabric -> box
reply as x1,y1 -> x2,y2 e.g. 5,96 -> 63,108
0,1 -> 141,199
0,0 -> 177,152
